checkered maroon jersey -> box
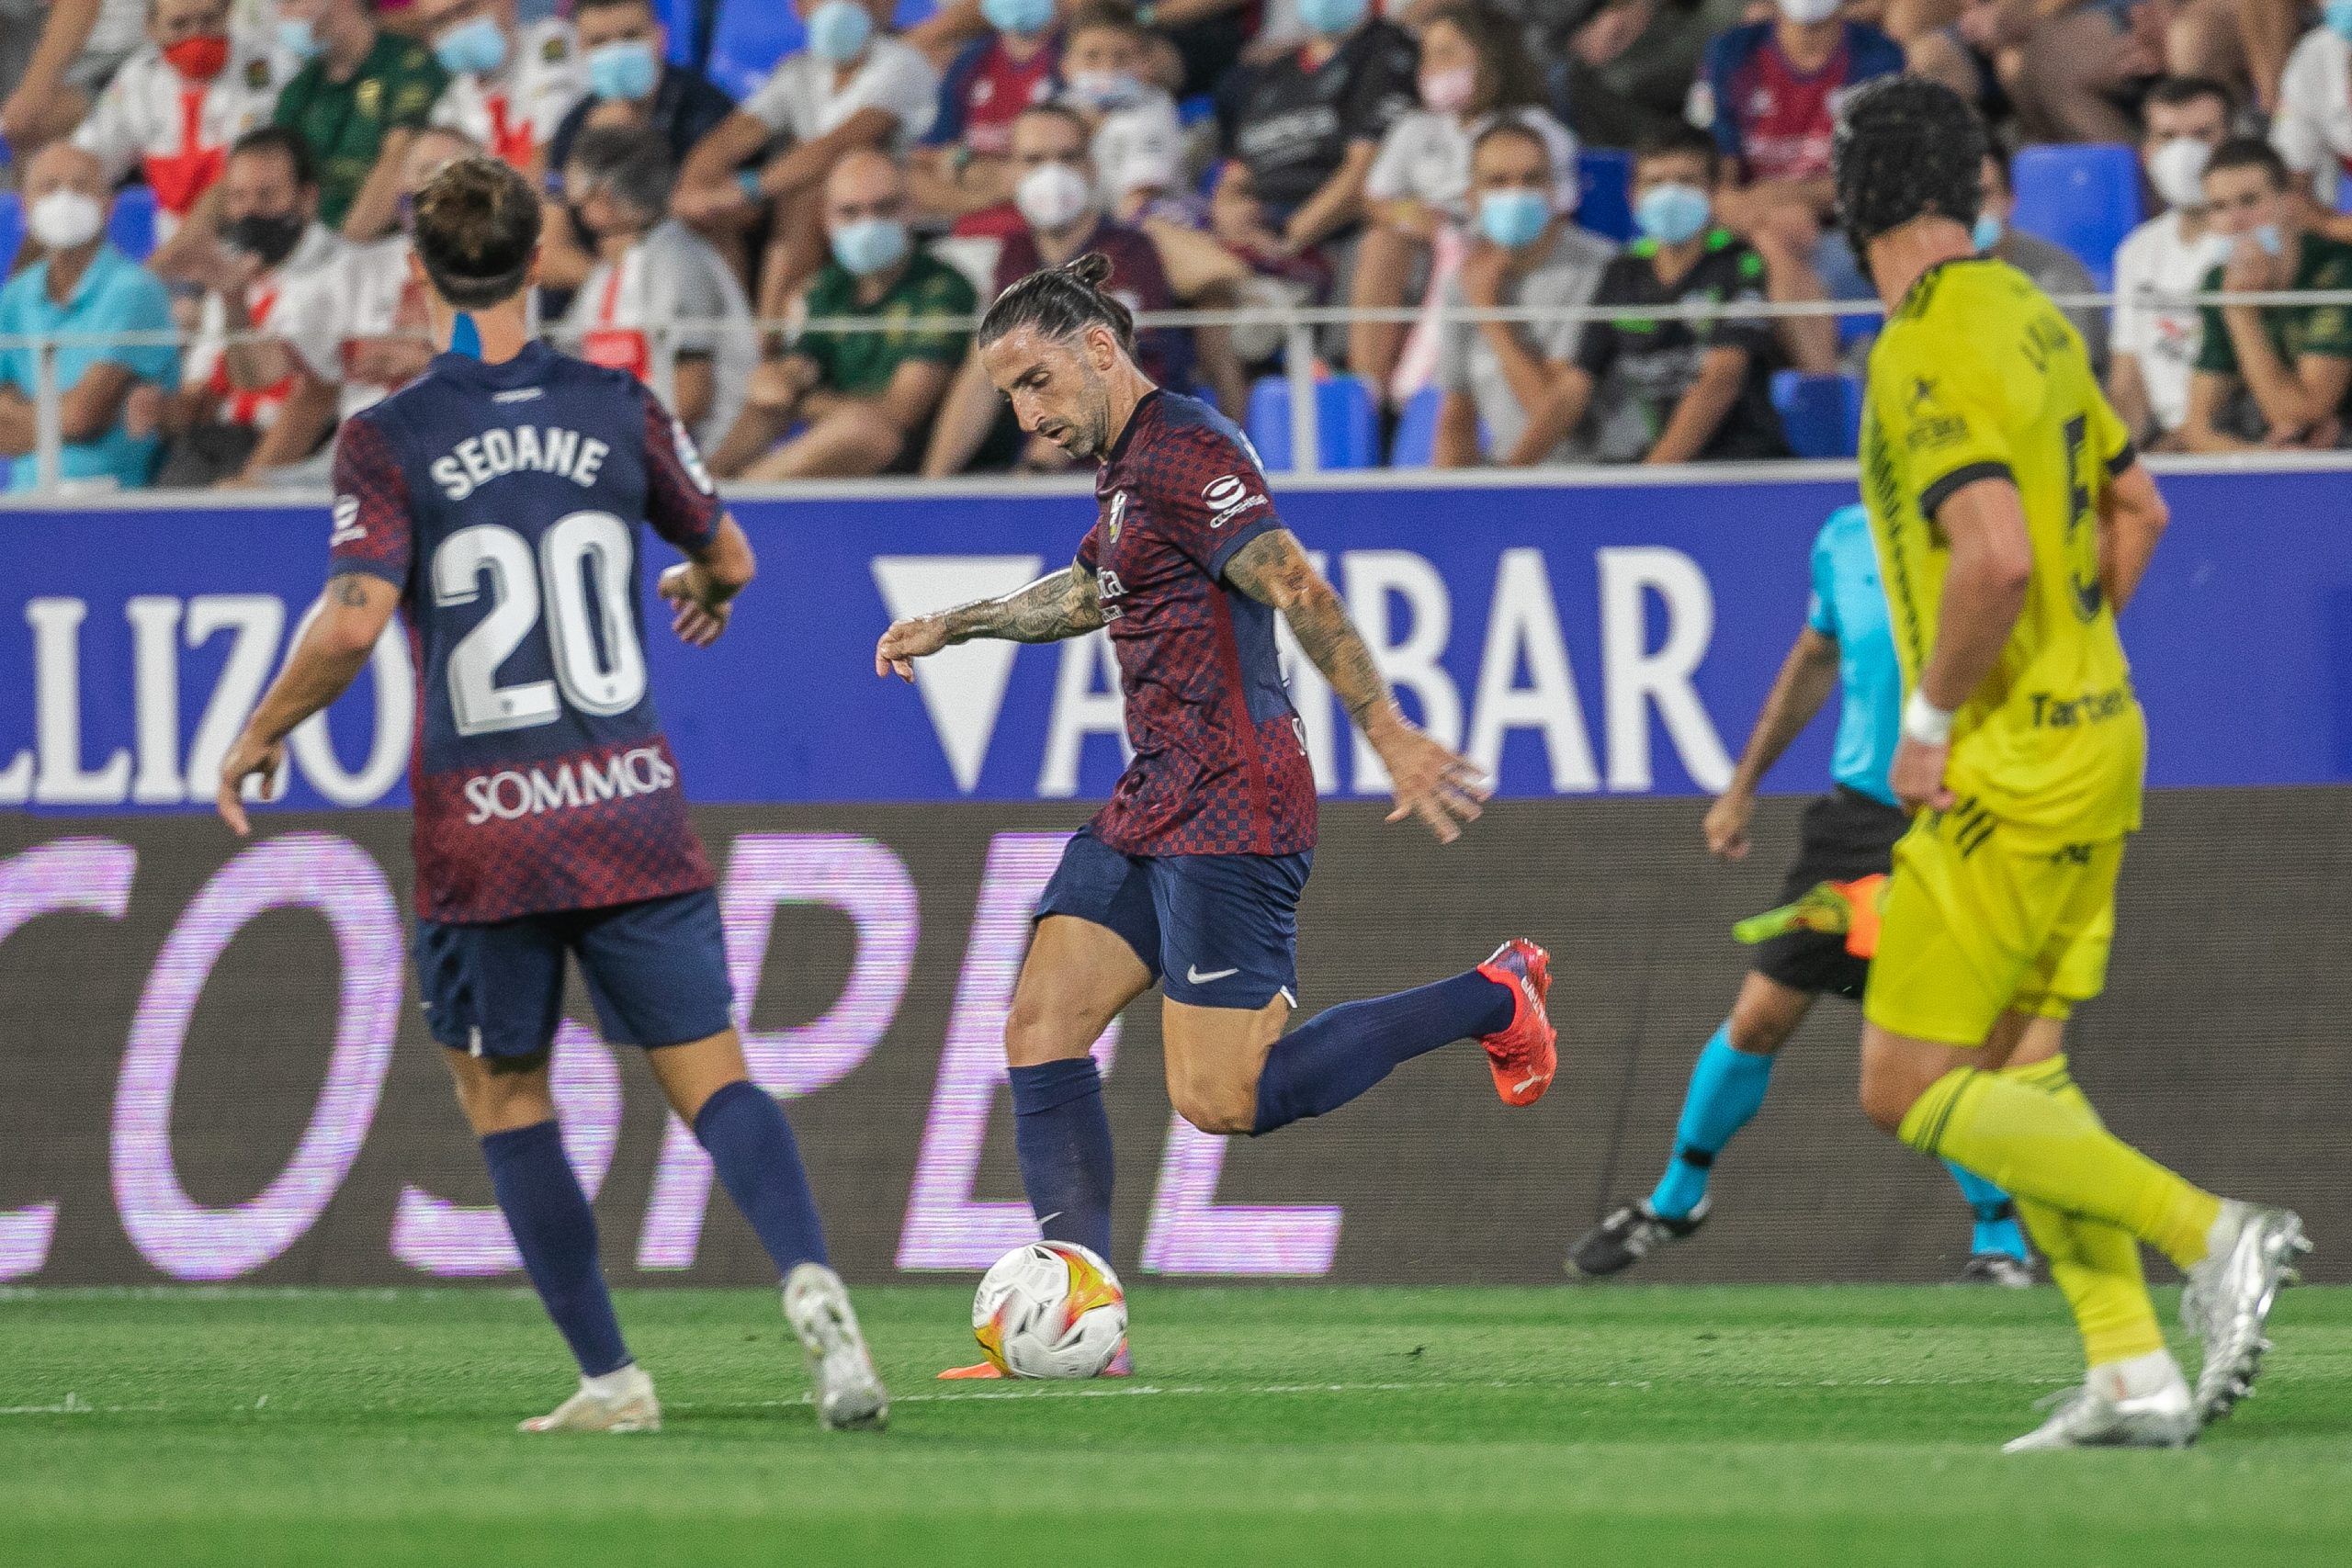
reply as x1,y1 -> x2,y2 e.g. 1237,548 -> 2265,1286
1077,389 -> 1317,857
327,341 -> 720,922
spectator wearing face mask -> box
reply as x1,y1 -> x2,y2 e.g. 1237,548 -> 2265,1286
922,102 -> 1187,475
709,148 -> 974,480
0,0 -> 149,157
537,0 -> 737,291
2185,136 -> 2352,451
1216,0 -> 1419,260
70,0 -> 291,269
1433,120 -> 1615,468
562,123 -> 760,454
0,141 -> 180,492
2110,76 -> 2233,450
2271,3 -> 2352,237
912,0 -> 1064,228
1973,147 -> 2106,375
272,0 -> 450,241
676,0 -> 941,319
1351,3 -> 1577,411
161,125 -> 349,486
334,124 -> 477,422
1532,125 -> 1788,464
416,0 -> 581,183
1056,4 -> 1186,222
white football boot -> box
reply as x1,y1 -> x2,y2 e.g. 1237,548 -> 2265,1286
519,1362 -> 661,1433
784,1262 -> 890,1431
2181,1201 -> 2309,1425
2003,1355 -> 2198,1453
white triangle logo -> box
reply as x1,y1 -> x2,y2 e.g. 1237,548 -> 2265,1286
872,555 -> 1045,793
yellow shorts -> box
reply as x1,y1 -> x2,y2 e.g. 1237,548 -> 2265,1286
1861,804 -> 2123,1047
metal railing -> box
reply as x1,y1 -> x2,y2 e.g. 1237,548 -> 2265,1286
4,285 -> 2346,492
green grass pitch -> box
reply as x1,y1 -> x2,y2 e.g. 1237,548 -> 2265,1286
5,1284 -> 2348,1566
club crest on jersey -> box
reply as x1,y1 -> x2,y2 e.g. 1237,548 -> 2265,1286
1106,489 -> 1126,542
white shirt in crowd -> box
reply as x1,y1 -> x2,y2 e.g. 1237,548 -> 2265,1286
184,221 -> 349,425
2272,25 -> 2352,205
1437,224 -> 1618,463
335,233 -> 423,421
1366,106 -> 1581,220
563,219 -> 759,454
430,18 -> 583,171
2109,209 -> 2219,436
741,36 -> 940,153
72,39 -> 288,238
1085,90 -> 1184,209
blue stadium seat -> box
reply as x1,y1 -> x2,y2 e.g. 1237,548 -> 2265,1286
2010,143 -> 2143,291
0,190 -> 21,273
1247,373 -> 1378,470
707,2 -> 804,100
893,0 -> 936,26
107,186 -> 158,261
1576,149 -> 1633,243
1771,370 -> 1863,459
1387,384 -> 1444,467
655,0 -> 697,64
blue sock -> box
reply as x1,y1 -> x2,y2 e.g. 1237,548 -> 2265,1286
481,1121 -> 630,1377
1946,1161 -> 2030,1261
1251,969 -> 1515,1134
1009,1058 -> 1114,1259
1648,1022 -> 1775,1221
694,1079 -> 829,1274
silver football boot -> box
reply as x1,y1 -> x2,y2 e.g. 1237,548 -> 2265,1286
2002,1378 -> 2198,1453
2181,1201 -> 2309,1425
784,1261 -> 890,1431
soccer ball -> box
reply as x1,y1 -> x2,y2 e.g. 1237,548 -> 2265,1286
972,1241 -> 1128,1379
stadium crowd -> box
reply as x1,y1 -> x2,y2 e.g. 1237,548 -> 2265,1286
5,0 -> 2352,490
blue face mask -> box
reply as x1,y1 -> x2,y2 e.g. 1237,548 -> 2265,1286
831,216 -> 909,276
981,0 -> 1057,36
806,0 -> 876,62
277,17 -> 322,59
1476,188 -> 1551,250
1295,0 -> 1367,37
2238,222 -> 2286,259
585,38 -> 660,101
1972,212 -> 2003,252
2326,0 -> 2352,40
1634,182 -> 1711,247
434,16 -> 509,76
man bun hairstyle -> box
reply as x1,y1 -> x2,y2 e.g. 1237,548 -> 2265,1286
978,250 -> 1136,355
413,153 -> 543,310
1832,74 -> 1986,259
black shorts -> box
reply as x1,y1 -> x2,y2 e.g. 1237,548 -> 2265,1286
1752,787 -> 1911,999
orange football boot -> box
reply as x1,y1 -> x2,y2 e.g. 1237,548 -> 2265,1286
1475,939 -> 1557,1107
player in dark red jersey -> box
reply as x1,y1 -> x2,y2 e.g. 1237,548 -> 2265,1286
216,155 -> 888,1436
876,253 -> 1560,1379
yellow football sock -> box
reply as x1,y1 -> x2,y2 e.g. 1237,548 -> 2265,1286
1900,1061 -> 2222,1271
1998,1056 -> 2165,1368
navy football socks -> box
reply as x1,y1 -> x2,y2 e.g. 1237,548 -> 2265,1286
1649,1022 -> 1775,1220
1010,1058 -> 1116,1260
481,1121 -> 631,1377
1250,969 -> 1516,1134
694,1079 -> 831,1274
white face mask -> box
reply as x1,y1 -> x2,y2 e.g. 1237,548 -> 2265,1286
2147,135 -> 2213,212
1774,0 -> 1842,23
28,189 -> 105,253
1014,160 -> 1095,232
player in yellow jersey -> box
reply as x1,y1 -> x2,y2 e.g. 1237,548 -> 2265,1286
1831,77 -> 2307,1451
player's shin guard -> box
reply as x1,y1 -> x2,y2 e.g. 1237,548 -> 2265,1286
1250,970 -> 1515,1134
1943,1162 -> 2030,1262
1010,1058 -> 1115,1260
1898,1059 -> 2223,1271
1649,1022 -> 1774,1221
482,1121 -> 632,1377
695,1079 -> 829,1274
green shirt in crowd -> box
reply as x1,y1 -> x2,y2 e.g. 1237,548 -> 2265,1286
797,247 -> 976,399
2195,232 -> 2352,394
273,31 -> 447,229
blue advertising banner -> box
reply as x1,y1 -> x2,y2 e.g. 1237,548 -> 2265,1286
2,468 -> 2347,813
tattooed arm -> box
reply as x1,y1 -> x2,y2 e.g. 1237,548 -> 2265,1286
1223,528 -> 1489,843
216,573 -> 401,836
875,564 -> 1106,680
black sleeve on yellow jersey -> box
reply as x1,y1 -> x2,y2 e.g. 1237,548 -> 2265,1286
1919,460 -> 2014,520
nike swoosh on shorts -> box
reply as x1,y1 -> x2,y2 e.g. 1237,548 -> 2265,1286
1186,965 -> 1239,985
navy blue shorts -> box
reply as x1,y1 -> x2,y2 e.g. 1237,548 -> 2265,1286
1035,828 -> 1312,1009
414,888 -> 734,1061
